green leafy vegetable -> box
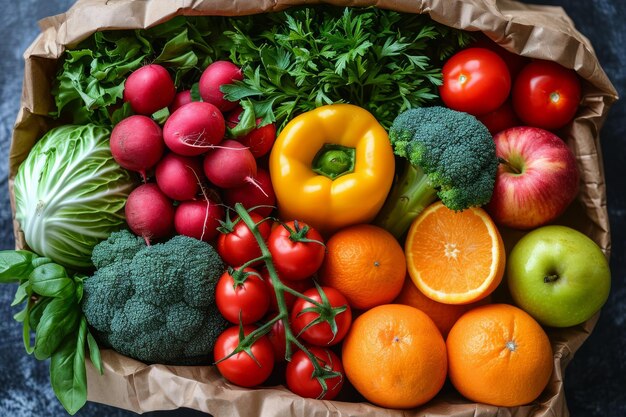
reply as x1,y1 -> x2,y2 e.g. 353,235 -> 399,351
13,124 -> 135,270
0,251 -> 103,415
51,16 -> 220,125
219,7 -> 473,129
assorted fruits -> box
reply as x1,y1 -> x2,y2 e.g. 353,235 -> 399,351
0,6 -> 612,416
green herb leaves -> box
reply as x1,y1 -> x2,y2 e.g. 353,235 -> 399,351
220,7 -> 473,129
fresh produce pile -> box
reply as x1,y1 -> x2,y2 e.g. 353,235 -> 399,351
0,5 -> 613,416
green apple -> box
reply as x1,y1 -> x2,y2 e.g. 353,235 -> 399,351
507,225 -> 610,327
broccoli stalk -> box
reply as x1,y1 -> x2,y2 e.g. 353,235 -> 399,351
375,106 -> 499,239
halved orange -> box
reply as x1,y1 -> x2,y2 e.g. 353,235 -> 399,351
405,201 -> 505,304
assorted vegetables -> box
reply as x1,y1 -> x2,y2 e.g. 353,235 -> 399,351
2,4 -> 594,416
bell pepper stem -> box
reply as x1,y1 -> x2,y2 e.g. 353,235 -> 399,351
312,144 -> 356,179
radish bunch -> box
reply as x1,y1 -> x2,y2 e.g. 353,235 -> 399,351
111,61 -> 277,244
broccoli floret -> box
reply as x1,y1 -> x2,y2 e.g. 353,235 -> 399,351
91,229 -> 145,269
81,230 -> 229,365
375,106 -> 498,238
81,260 -> 133,334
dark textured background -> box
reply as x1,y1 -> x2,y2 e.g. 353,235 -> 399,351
1,1 -> 624,416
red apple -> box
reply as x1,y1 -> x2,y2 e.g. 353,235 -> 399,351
485,126 -> 579,229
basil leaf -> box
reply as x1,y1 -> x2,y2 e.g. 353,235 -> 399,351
87,329 -> 104,375
13,298 -> 35,354
29,263 -> 75,299
34,298 -> 80,360
50,320 -> 88,415
29,297 -> 53,331
0,250 -> 36,282
11,281 -> 31,306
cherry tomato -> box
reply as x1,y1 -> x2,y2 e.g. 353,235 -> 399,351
217,212 -> 271,267
215,267 -> 270,324
440,47 -> 511,116
267,221 -> 325,281
264,313 -> 294,362
262,268 -> 313,311
477,100 -> 521,135
213,325 -> 275,387
286,347 -> 344,400
512,60 -> 582,130
291,286 -> 352,347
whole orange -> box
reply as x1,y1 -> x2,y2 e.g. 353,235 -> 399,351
341,304 -> 447,409
394,277 -> 491,338
446,303 -> 553,407
318,224 -> 405,310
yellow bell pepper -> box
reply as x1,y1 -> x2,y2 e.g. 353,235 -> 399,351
269,104 -> 395,235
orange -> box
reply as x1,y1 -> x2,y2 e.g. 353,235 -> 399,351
446,303 -> 553,407
405,201 -> 505,304
342,304 -> 447,408
318,224 -> 405,310
394,277 -> 491,338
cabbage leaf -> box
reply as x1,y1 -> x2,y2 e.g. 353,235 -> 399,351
14,124 -> 135,270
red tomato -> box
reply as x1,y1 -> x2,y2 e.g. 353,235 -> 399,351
477,100 -> 521,135
217,212 -> 271,267
440,47 -> 511,116
291,286 -> 352,347
470,35 -> 529,78
213,325 -> 275,387
264,314 -> 293,362
267,221 -> 325,281
262,268 -> 313,311
286,347 -> 344,400
215,267 -> 270,324
512,60 -> 581,130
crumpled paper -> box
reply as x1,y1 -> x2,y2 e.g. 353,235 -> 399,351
8,0 -> 618,416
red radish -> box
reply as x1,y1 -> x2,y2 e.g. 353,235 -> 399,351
125,183 -> 175,244
199,61 -> 243,112
155,153 -> 204,201
223,168 -> 276,217
169,90 -> 192,113
110,115 -> 165,181
227,107 -> 277,158
163,101 -> 226,156
203,140 -> 262,190
123,64 -> 176,115
174,198 -> 224,241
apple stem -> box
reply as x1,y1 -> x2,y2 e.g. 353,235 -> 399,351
497,157 -> 522,175
544,274 -> 559,283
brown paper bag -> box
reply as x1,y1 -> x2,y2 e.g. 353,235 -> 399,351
9,0 -> 618,416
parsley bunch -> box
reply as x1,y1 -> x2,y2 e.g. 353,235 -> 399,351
219,7 -> 473,129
